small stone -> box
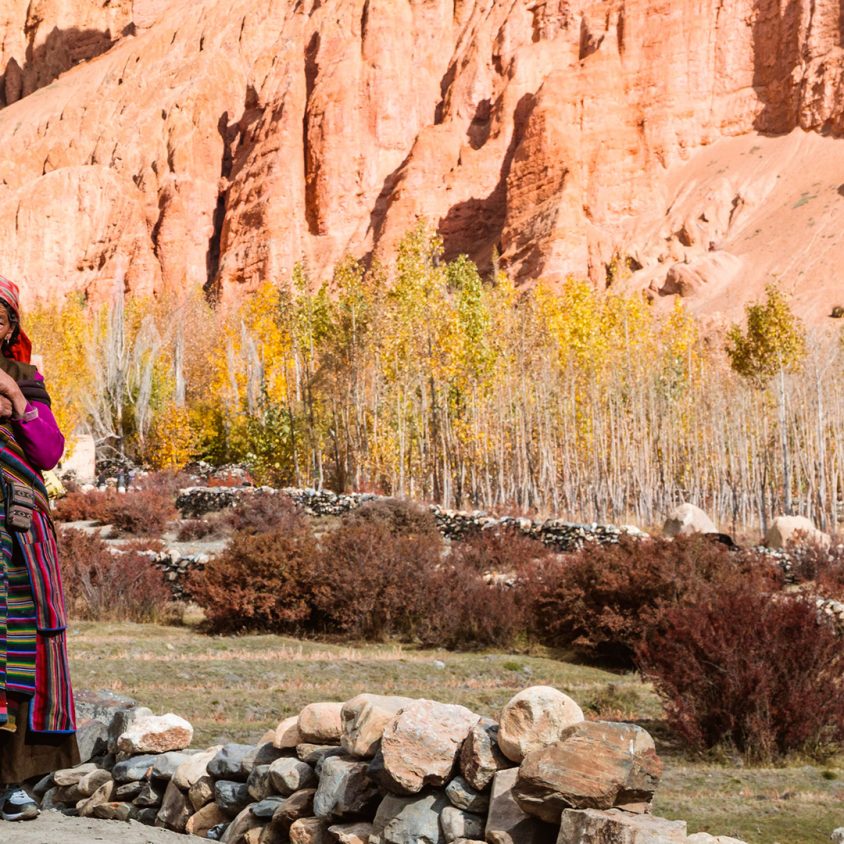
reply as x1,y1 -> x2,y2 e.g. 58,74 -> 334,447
91,801 -> 134,821
459,720 -> 512,790
134,780 -> 166,807
32,773 -> 54,798
137,807 -> 160,826
53,763 -> 98,787
155,780 -> 193,832
274,716 -> 302,749
313,756 -> 379,820
248,764 -> 274,801
298,702 -> 344,744
272,788 -> 317,826
112,753 -> 159,783
220,805 -> 264,843
189,775 -> 215,811
340,694 -> 414,758
186,802 -> 229,836
215,780 -> 253,817
497,687 -> 584,763
243,742 -> 287,774
832,831 -> 844,844
173,745 -> 222,789
270,757 -> 317,795
327,821 -> 374,843
152,750 -> 199,780
78,768 -> 113,798
208,823 -> 230,841
556,808 -> 687,843
118,712 -> 194,754
252,796 -> 286,819
297,744 -> 347,771
115,781 -> 143,801
209,743 -> 257,781
290,816 -> 329,844
370,791 -> 450,844
380,700 -> 479,793
445,777 -> 489,813
77,780 -> 116,817
39,787 -> 64,812
440,806 -> 484,842
75,718 -> 109,763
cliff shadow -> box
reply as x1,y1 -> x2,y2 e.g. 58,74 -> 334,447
1,25 -> 122,107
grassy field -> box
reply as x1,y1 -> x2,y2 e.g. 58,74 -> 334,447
66,622 -> 843,844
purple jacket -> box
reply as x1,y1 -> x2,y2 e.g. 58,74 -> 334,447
13,371 -> 64,470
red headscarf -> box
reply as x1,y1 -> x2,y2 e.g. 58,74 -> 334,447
0,276 -> 32,363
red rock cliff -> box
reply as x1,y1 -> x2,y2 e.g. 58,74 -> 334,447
0,0 -> 842,319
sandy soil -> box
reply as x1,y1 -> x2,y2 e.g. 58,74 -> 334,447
2,813 -> 192,843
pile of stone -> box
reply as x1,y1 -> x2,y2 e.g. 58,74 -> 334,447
147,550 -> 211,601
174,486 -> 648,552
37,686 -> 745,843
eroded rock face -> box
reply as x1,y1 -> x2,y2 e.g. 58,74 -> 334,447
0,0 -> 842,320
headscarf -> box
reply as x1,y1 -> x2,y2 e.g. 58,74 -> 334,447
0,276 -> 32,363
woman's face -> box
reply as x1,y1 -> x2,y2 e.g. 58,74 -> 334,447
0,306 -> 13,343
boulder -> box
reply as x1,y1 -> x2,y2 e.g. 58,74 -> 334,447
189,775 -> 215,811
208,743 -> 257,781
107,705 -> 153,753
340,694 -> 414,758
77,768 -> 113,798
112,753 -> 159,783
380,700 -> 479,793
274,716 -> 303,749
370,791 -> 450,844
77,780 -> 116,818
152,750 -> 200,780
269,757 -> 317,795
765,515 -> 831,550
556,808 -> 687,843
497,687 -> 584,763
459,719 -> 512,790
662,503 -> 717,537
173,746 -> 223,789
248,764 -> 275,801
272,788 -> 317,827
313,756 -> 379,820
445,776 -> 489,814
117,713 -> 193,754
186,802 -> 229,837
484,769 -> 555,844
440,806 -> 484,842
155,779 -> 193,832
514,721 -> 662,824
75,718 -> 109,763
299,702 -> 344,744
53,763 -> 98,787
327,821 -> 374,843
215,780 -> 253,817
221,805 -> 264,844
289,817 -> 329,844
252,796 -> 287,819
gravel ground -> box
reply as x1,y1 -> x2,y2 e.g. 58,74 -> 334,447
2,813 -> 192,843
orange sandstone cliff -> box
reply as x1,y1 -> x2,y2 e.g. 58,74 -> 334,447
0,0 -> 842,320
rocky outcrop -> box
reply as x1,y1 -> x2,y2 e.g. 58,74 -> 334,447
0,0 -> 842,320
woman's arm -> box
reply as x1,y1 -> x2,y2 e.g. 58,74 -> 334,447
12,373 -> 65,470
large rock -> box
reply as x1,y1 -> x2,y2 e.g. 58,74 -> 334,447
186,802 -> 229,836
155,779 -> 193,832
117,713 -> 193,754
444,777 -> 489,814
112,754 -> 160,783
313,756 -> 379,820
274,716 -> 303,750
497,687 -> 584,763
556,808 -> 687,843
340,694 -> 414,758
485,769 -> 555,844
289,817 -> 329,844
765,515 -> 831,550
220,805 -> 264,844
208,744 -> 257,781
298,703 -> 344,744
269,757 -> 317,795
173,746 -> 223,789
75,719 -> 109,763
107,706 -> 153,754
439,806 -> 484,842
662,503 -> 718,537
380,700 -> 479,793
369,792 -> 450,844
459,720 -> 512,791
514,721 -> 662,823
272,788 -> 317,827
215,780 -> 252,817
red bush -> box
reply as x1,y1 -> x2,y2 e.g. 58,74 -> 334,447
189,523 -> 319,634
533,535 -> 780,665
222,493 -> 303,536
105,489 -> 178,536
638,588 -> 844,761
53,490 -> 113,523
341,497 -> 439,539
59,528 -> 171,622
177,518 -> 223,542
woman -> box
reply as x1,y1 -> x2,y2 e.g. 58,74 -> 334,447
0,278 -> 77,822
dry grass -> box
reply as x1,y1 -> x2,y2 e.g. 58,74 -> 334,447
66,621 -> 843,844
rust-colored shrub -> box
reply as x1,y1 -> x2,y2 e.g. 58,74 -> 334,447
189,523 -> 319,634
177,518 -> 223,542
59,528 -> 171,622
341,497 -> 439,539
788,538 -> 844,599
222,493 -> 303,536
134,470 -> 193,496
53,490 -> 112,523
311,521 -> 442,640
534,535 -> 779,665
105,489 -> 178,537
638,588 -> 844,761
449,527 -> 554,574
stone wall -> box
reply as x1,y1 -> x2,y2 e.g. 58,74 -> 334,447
39,686 -> 746,843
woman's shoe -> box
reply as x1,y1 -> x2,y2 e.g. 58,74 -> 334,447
0,786 -> 40,821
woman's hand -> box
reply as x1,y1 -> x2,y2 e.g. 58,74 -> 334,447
0,395 -> 13,419
0,368 -> 26,417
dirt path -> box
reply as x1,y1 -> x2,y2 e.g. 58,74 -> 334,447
2,813 -> 193,843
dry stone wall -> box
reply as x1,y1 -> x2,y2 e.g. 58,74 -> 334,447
40,686 -> 746,843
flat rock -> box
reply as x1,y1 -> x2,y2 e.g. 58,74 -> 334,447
274,716 -> 302,749
380,700 -> 479,793
485,769 -> 556,844
115,781 -> 144,801
440,806 -> 484,842
445,777 -> 488,814
327,821 -> 374,843
289,817 -> 329,844
270,757 -> 317,795
497,687 -> 584,763
459,720 -> 512,791
514,721 -> 662,823
155,780 -> 192,832
556,808 -> 687,843
298,702 -> 344,744
313,756 -> 379,820
370,791 -> 450,844
208,744 -> 257,781
340,694 -> 414,758
118,713 -> 194,755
